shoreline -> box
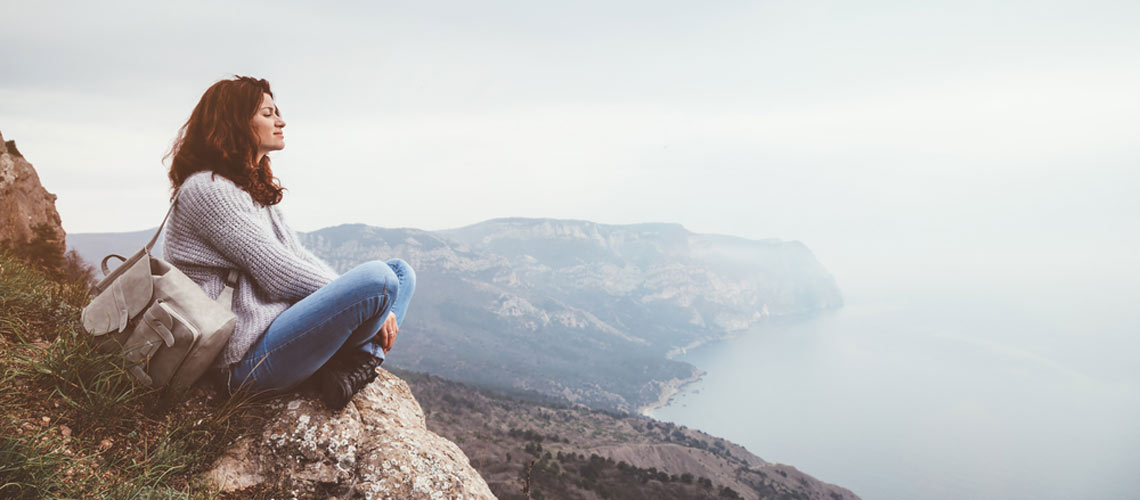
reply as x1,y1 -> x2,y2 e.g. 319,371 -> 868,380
645,330 -> 752,417
638,368 -> 706,417
664,310 -> 833,360
664,338 -> 709,360
641,312 -> 832,418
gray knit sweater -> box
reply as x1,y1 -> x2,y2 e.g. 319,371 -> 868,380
162,171 -> 340,368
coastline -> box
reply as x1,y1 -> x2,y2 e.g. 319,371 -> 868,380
665,325 -> 759,360
647,329 -> 752,417
643,313 -> 826,418
664,338 -> 709,360
639,368 -> 706,417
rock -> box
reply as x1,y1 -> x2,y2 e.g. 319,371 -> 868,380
205,368 -> 496,499
0,130 -> 66,253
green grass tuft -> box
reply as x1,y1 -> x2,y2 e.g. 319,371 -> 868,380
1,249 -> 275,499
0,425 -> 72,499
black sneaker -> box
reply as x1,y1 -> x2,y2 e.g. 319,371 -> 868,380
317,351 -> 380,410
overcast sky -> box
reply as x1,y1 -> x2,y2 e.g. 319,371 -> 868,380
2,0 -> 1138,288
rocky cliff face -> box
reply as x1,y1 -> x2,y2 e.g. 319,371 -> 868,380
0,130 -> 66,253
206,368 -> 496,499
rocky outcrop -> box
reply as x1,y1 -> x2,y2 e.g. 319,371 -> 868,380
0,130 -> 66,253
206,368 -> 496,499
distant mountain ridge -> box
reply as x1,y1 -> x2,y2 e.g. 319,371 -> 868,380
69,217 -> 842,412
441,218 -> 841,328
66,228 -> 161,268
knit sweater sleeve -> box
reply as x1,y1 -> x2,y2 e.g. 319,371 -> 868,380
177,175 -> 335,302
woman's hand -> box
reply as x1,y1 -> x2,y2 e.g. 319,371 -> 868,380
376,311 -> 398,353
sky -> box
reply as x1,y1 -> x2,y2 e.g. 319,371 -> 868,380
2,0 -> 1138,290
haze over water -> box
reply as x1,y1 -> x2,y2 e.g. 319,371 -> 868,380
2,3 -> 1136,496
652,264 -> 1140,500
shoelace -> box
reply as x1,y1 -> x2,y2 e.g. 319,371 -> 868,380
344,357 -> 378,392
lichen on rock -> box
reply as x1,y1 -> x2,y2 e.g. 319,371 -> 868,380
205,368 -> 496,499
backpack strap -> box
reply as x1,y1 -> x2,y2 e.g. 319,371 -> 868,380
217,269 -> 240,311
224,269 -> 239,288
146,189 -> 240,312
145,189 -> 181,253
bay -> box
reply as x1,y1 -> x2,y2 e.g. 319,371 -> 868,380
650,280 -> 1140,500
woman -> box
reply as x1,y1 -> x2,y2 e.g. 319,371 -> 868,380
162,75 -> 415,410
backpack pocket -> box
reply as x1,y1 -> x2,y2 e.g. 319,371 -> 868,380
121,300 -> 200,388
150,261 -> 237,392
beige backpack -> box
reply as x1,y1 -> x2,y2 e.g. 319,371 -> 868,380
81,192 -> 237,393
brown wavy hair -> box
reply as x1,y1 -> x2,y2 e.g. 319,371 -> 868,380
165,75 -> 285,206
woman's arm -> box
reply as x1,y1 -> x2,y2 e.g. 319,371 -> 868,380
177,175 -> 337,302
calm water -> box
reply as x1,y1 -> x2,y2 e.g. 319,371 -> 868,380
651,279 -> 1140,500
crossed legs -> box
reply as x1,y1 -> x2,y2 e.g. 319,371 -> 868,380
227,259 -> 416,396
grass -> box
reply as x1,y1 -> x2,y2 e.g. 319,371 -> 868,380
0,250 -> 278,499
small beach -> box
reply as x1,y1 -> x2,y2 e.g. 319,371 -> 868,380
639,369 -> 705,417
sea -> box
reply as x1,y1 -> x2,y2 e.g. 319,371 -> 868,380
650,272 -> 1140,500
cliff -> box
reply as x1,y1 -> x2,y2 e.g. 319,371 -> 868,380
1,246 -> 496,498
0,130 -> 66,255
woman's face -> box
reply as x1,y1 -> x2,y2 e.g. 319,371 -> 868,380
252,92 -> 286,159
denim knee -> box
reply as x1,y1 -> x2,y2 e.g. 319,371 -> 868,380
349,260 -> 400,308
387,258 -> 416,295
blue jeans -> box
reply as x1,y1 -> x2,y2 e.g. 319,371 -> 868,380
226,259 -> 416,395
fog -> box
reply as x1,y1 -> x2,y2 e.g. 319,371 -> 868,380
654,278 -> 1140,499
3,2 -> 1136,254
2,2 -> 1138,495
